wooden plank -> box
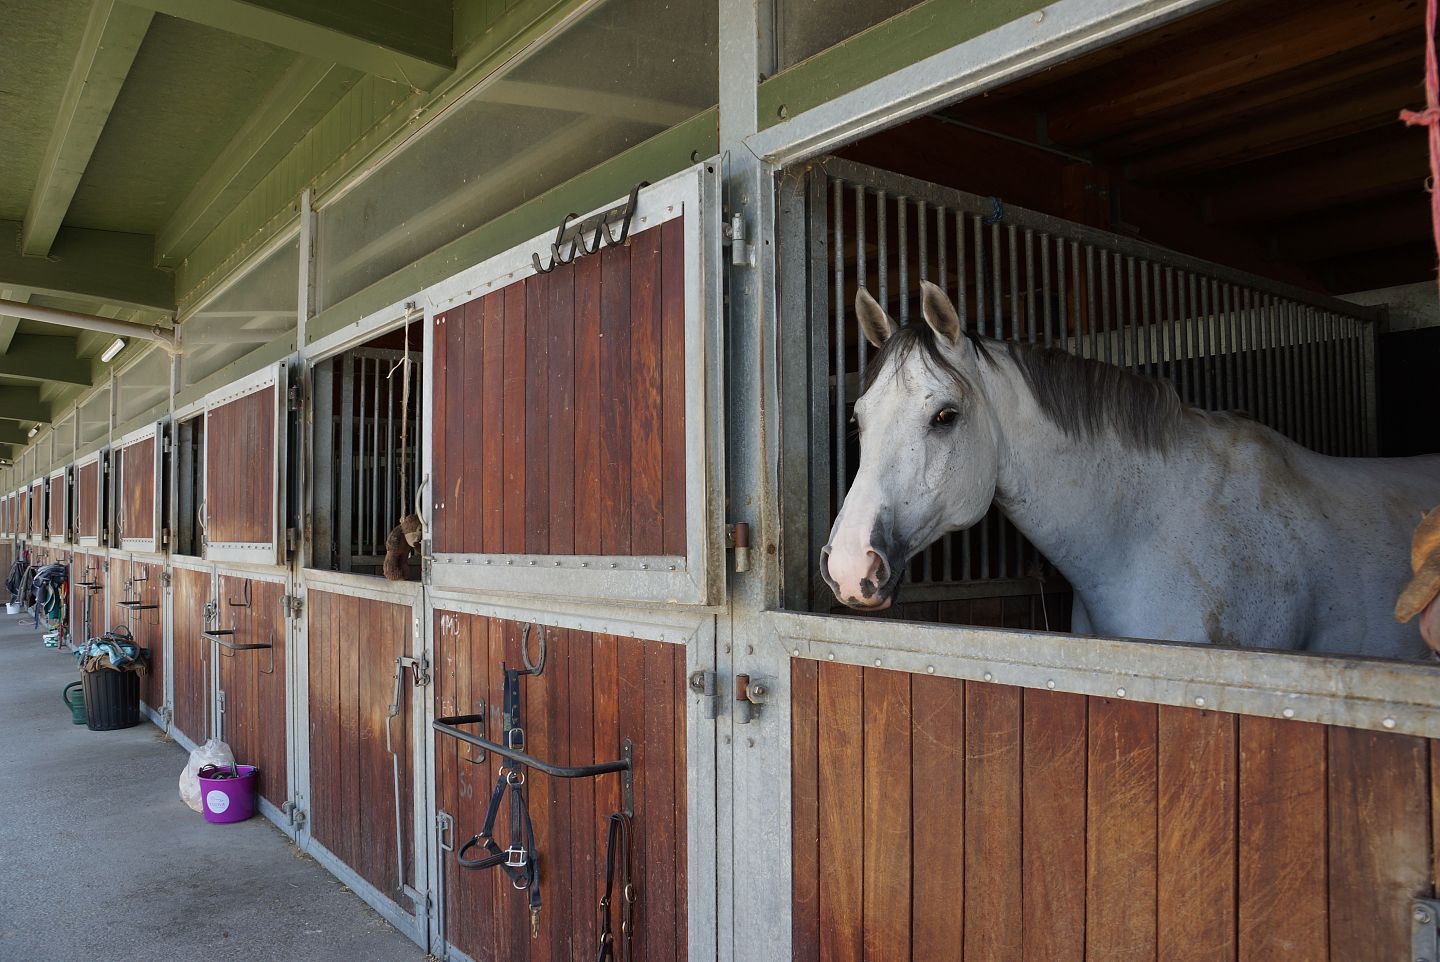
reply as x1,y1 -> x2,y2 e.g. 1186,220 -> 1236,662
861,668 -> 911,962
338,579 -> 360,869
616,634 -> 647,962
431,311 -> 448,551
444,305 -> 467,554
573,254 -> 602,555
547,263 -> 576,555
629,226 -> 664,556
1238,717 -> 1327,961
433,609 -> 460,952
599,244 -> 632,555
1156,707 -> 1237,962
568,629 -> 598,958
644,640 -> 680,962
462,296 -> 485,553
1022,690 -> 1086,962
792,659 -> 821,962
1328,726 -> 1430,962
965,681 -> 1022,960
480,292 -> 505,553
524,274 -> 551,555
818,662 -> 863,962
1087,698 -> 1158,962
307,589 -> 332,852
502,286 -> 526,554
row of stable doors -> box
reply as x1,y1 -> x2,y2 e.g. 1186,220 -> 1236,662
66,550 -> 696,962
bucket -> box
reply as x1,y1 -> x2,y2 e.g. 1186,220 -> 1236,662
5,601 -> 18,614
81,668 -> 140,731
198,764 -> 258,824
62,681 -> 85,725
42,631 -> 59,649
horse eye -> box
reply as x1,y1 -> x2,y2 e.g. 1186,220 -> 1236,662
933,407 -> 958,427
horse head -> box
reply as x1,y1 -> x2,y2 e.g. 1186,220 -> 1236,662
821,281 -> 1000,610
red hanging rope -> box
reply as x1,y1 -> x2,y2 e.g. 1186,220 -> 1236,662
1400,0 -> 1440,293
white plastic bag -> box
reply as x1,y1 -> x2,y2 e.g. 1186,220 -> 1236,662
179,738 -> 234,813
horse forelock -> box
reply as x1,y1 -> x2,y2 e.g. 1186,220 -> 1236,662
859,320 -> 1184,452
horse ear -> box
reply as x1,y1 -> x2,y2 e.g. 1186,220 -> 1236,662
855,287 -> 897,348
921,281 -> 963,344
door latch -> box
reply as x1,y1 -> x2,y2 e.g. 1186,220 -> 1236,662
727,522 -> 751,573
734,673 -> 770,725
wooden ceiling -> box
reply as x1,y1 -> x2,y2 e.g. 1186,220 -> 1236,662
845,0 -> 1433,295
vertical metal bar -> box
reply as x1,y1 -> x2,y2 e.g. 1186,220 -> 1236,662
936,202 -> 946,299
1137,257 -> 1150,377
1164,267 -> 1177,394
371,355 -> 381,554
877,189 -> 888,323
1041,233 -> 1054,349
386,354 -> 395,531
1285,300 -> 1300,444
793,171 -> 829,610
1217,284 -> 1231,411
897,196 -> 909,326
1264,295 -> 1280,435
1007,225 -> 1021,345
1126,256 -> 1139,371
991,222 -> 1003,338
917,199 -> 929,284
1228,285 -> 1241,414
1347,316 -> 1361,455
1199,279 -> 1214,410
974,215 -> 986,338
1085,245 -> 1097,360
1025,230 -> 1036,344
338,357 -> 354,571
1245,288 -> 1259,421
958,211 -> 971,581
1099,248 -> 1112,364
855,184 -> 868,374
833,180 -> 847,513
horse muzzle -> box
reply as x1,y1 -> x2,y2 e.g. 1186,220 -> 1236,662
820,541 -> 901,611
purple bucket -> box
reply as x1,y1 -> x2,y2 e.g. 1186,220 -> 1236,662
198,764 -> 258,824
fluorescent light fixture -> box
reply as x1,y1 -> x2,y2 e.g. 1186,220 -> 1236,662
100,337 -> 126,363
26,425 -> 37,438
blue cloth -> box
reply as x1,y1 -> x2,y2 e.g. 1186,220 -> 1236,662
74,628 -> 143,671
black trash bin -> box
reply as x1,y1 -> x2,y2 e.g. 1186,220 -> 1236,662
81,667 -> 140,731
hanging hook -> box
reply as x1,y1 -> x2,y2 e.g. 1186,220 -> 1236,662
521,623 -> 546,676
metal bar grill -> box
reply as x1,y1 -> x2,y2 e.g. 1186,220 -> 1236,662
325,347 -> 423,572
805,157 -> 1380,610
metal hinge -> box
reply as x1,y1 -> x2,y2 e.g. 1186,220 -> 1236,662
282,593 -> 304,618
733,673 -> 770,725
726,522 -> 752,573
281,799 -> 307,828
688,669 -> 721,720
160,571 -> 171,588
722,210 -> 754,267
287,384 -> 302,411
286,527 -> 298,555
1415,898 -> 1440,962
161,527 -> 170,548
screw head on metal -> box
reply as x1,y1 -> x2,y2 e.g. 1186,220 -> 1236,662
983,672 -> 993,682
1414,905 -> 1432,924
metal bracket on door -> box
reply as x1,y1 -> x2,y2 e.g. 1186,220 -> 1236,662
733,673 -> 770,725
689,669 -> 721,719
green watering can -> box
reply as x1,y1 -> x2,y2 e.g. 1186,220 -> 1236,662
62,681 -> 85,725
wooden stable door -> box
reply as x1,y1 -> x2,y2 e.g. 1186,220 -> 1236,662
203,364 -> 286,565
116,425 -> 162,551
427,166 -> 721,606
214,574 -> 288,807
110,557 -> 165,714
170,564 -> 213,746
792,664 -> 1433,962
432,610 -> 688,962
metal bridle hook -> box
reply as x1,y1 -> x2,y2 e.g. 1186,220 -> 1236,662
521,622 -> 546,676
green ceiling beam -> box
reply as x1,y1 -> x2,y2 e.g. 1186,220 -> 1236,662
0,336 -> 92,387
0,290 -> 27,355
157,59 -> 359,267
0,222 -> 173,313
128,0 -> 453,89
0,425 -> 31,446
20,1 -> 156,257
0,386 -> 51,423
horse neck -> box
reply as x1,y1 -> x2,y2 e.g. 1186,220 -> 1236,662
975,348 -> 1208,589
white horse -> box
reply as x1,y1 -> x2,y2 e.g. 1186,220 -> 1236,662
821,281 -> 1440,660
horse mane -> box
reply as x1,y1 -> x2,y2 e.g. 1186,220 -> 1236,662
860,321 -> 1186,452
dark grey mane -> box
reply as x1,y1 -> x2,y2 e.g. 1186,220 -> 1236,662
860,322 -> 1185,451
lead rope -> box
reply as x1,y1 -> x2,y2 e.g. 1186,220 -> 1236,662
596,812 -> 635,962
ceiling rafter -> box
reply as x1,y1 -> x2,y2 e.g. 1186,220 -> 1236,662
0,335 -> 93,387
21,0 -> 156,257
127,0 -> 453,89
0,221 -> 173,315
156,59 -> 359,267
0,289 -> 28,355
0,386 -> 52,424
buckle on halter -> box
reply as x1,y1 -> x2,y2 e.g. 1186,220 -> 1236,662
505,727 -> 525,751
505,846 -> 529,868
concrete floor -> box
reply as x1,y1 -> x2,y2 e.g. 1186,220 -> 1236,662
0,613 -> 429,962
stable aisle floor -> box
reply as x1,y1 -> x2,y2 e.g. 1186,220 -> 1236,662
0,614 -> 427,962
